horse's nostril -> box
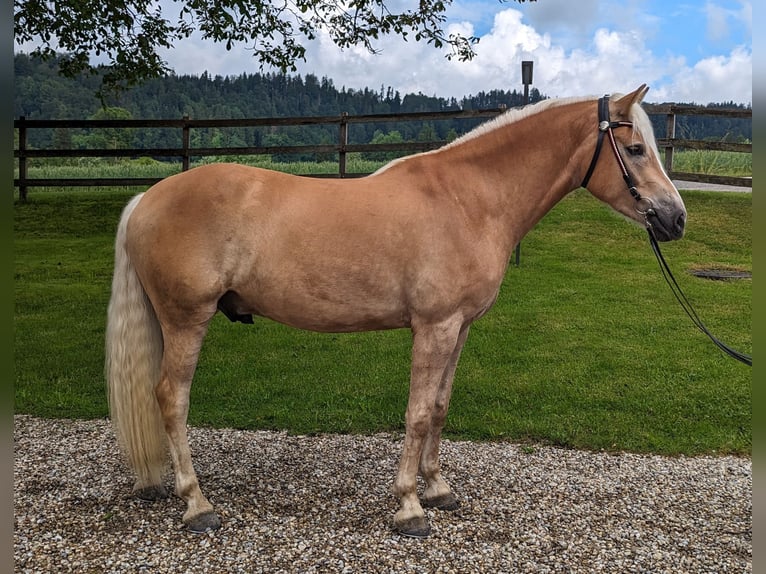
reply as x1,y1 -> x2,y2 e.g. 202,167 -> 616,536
676,212 -> 686,230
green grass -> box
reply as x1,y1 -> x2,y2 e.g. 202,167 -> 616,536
15,155 -> 389,194
670,149 -> 751,176
15,148 -> 752,196
13,187 -> 751,456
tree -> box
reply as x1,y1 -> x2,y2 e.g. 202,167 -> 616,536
363,129 -> 405,161
71,106 -> 134,150
416,122 -> 437,142
14,0 -> 534,99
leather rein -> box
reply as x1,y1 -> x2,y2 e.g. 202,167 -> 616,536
581,95 -> 751,367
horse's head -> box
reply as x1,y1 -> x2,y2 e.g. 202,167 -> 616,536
581,85 -> 686,242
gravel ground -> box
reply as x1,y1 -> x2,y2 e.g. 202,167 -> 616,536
672,180 -> 751,193
14,415 -> 751,573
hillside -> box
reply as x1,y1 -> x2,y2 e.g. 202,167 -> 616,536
14,52 -> 751,152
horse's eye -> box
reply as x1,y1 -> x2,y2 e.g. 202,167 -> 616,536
626,144 -> 645,156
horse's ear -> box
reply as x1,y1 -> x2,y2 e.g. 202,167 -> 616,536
614,84 -> 649,115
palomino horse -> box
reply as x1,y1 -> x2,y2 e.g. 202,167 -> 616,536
106,85 -> 686,537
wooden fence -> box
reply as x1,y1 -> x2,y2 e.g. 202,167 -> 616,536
13,104 -> 751,201
643,103 -> 751,188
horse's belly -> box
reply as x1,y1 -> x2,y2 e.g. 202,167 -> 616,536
231,273 -> 411,333
253,295 -> 410,333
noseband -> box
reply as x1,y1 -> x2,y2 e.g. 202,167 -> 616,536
581,95 -> 655,218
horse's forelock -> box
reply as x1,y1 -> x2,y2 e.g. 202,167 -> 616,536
606,90 -> 659,152
628,101 -> 660,154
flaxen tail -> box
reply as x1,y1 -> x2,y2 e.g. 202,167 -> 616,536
105,193 -> 167,492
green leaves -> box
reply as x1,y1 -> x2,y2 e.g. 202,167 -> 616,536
15,0 -> 534,98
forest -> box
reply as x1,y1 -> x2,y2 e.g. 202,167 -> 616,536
14,52 -> 752,157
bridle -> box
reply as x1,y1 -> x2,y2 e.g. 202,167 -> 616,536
580,94 -> 752,367
581,94 -> 656,222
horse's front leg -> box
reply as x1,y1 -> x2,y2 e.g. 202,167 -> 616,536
420,324 -> 470,511
155,322 -> 220,533
393,318 -> 464,538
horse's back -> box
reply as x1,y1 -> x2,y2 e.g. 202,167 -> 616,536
125,162 -> 506,332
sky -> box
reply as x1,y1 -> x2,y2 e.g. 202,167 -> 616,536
17,0 -> 753,105
158,0 -> 752,105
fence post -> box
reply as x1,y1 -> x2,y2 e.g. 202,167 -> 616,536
515,62 -> 533,266
339,112 -> 348,178
182,115 -> 191,171
18,116 -> 28,202
664,110 -> 675,175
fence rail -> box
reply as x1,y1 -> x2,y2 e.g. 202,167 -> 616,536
642,103 -> 752,188
14,104 -> 751,201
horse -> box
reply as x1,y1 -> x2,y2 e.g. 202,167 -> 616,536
105,84 -> 686,538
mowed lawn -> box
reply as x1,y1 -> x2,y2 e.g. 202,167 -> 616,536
13,187 -> 751,455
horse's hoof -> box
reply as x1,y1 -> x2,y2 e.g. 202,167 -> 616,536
185,511 -> 221,534
422,492 -> 460,511
134,485 -> 169,502
394,516 -> 431,538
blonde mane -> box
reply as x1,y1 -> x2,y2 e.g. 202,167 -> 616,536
442,95 -> 590,149
374,93 -> 657,174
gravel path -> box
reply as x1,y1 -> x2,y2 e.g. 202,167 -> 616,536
672,180 -> 752,193
14,415 -> 751,573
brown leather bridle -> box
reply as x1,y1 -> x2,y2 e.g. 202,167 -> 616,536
581,95 -> 656,220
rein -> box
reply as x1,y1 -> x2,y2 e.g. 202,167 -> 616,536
583,95 -> 752,367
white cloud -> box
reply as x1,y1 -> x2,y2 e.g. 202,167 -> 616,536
522,0 -> 601,39
160,30 -> 258,78
705,1 -> 731,42
653,46 -> 752,104
705,0 -> 752,43
738,0 -> 752,34
296,7 -> 692,102
29,1 -> 747,105
295,5 -> 752,104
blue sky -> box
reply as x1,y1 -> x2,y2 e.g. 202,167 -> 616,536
154,0 -> 751,104
16,0 -> 752,104
498,0 -> 751,63
497,0 -> 753,102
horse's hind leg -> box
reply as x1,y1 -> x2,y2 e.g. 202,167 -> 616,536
420,324 -> 470,512
155,320 -> 220,533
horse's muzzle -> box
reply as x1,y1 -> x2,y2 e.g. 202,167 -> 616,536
646,207 -> 686,241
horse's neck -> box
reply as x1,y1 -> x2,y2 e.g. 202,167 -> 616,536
429,101 -> 593,251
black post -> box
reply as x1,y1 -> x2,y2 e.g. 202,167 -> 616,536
182,115 -> 191,172
18,116 -> 27,202
516,61 -> 534,266
339,112 -> 348,178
